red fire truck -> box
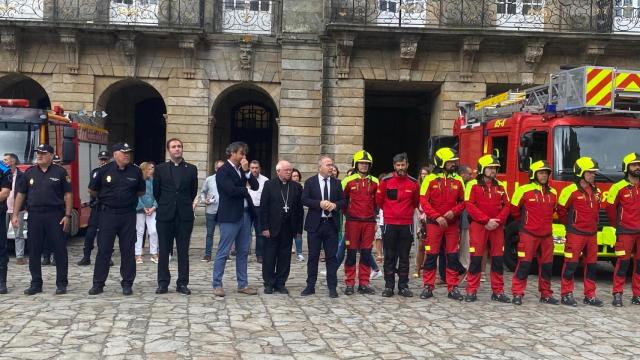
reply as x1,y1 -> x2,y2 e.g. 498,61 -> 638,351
0,99 -> 109,238
427,66 -> 640,271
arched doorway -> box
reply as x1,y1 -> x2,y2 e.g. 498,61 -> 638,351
0,73 -> 51,109
97,80 -> 166,164
212,86 -> 279,177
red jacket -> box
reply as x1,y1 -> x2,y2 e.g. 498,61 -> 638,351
510,183 -> 557,237
464,178 -> 510,225
375,172 -> 419,225
420,173 -> 465,225
557,182 -> 601,235
341,173 -> 378,222
606,179 -> 640,234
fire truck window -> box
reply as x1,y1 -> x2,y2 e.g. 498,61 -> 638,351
528,131 -> 548,163
491,136 -> 508,174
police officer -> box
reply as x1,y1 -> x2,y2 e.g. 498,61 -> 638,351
78,150 -> 112,266
88,143 -> 145,296
0,160 -> 11,294
12,144 -> 73,295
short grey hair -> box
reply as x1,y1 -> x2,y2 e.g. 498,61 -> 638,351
318,155 -> 333,166
276,160 -> 292,171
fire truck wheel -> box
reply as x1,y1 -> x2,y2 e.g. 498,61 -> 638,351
504,222 -> 520,272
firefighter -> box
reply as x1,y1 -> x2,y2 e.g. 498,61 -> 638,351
557,157 -> 604,307
376,152 -> 420,297
341,150 -> 378,295
607,152 -> 640,307
510,160 -> 558,305
463,154 -> 511,303
420,147 -> 465,301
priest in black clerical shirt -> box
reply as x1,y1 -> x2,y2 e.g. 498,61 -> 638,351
259,160 -> 304,294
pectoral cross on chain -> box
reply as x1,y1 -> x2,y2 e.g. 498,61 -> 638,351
283,204 -> 290,213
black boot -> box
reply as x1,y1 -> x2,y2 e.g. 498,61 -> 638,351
0,266 -> 7,294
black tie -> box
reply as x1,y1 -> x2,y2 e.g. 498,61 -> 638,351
323,177 -> 330,217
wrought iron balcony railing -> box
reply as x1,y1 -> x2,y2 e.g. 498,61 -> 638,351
329,0 -> 640,34
0,0 -> 205,28
220,0 -> 275,34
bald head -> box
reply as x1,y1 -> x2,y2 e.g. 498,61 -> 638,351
276,160 -> 293,182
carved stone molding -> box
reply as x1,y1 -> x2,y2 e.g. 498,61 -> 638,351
179,35 -> 198,79
333,32 -> 356,79
459,37 -> 482,82
584,40 -> 606,66
1,27 -> 21,73
118,32 -> 137,77
399,35 -> 420,82
522,39 -> 546,85
239,37 -> 254,81
59,30 -> 79,74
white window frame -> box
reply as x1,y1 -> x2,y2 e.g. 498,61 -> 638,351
614,0 -> 640,33
0,0 -> 44,21
495,0 -> 544,31
110,0 -> 159,26
375,0 -> 426,27
222,0 -> 273,35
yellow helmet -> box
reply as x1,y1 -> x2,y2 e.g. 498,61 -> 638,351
574,157 -> 599,178
352,150 -> 373,168
433,147 -> 459,168
529,160 -> 552,180
622,152 -> 640,173
477,154 -> 500,175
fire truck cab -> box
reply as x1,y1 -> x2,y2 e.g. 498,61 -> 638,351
428,66 -> 640,271
0,99 -> 108,239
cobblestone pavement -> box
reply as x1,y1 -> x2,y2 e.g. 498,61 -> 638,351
0,226 -> 639,359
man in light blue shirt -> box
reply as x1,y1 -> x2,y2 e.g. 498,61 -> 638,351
195,159 -> 225,262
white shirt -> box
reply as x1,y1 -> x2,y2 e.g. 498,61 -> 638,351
318,174 -> 331,218
227,159 -> 251,207
200,174 -> 219,214
248,174 -> 269,207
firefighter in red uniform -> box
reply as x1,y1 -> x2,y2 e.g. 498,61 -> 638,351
607,152 -> 640,307
341,150 -> 378,295
420,148 -> 465,301
557,157 -> 604,307
510,160 -> 559,305
376,152 -> 420,298
463,155 -> 511,303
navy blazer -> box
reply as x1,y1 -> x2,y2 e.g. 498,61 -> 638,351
302,175 -> 346,232
216,160 -> 259,223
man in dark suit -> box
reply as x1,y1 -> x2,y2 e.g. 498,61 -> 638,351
260,160 -> 304,294
153,138 -> 198,295
301,155 -> 346,298
212,141 -> 259,297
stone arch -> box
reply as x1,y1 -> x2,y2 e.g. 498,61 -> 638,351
0,73 -> 51,109
96,78 -> 167,164
210,83 -> 280,177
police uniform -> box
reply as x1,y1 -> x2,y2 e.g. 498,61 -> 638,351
15,144 -> 72,294
89,143 -> 145,295
0,162 -> 12,293
78,150 -> 111,265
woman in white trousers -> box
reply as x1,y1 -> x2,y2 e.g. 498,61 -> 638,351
136,162 -> 159,264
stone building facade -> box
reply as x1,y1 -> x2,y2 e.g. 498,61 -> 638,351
1,0 -> 640,179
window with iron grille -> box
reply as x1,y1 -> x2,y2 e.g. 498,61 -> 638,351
235,105 -> 270,129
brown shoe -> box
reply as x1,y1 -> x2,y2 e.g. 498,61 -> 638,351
15,258 -> 26,265
213,287 -> 225,297
237,286 -> 258,295
201,255 -> 211,262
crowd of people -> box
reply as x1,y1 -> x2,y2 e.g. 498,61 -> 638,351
0,140 -> 639,308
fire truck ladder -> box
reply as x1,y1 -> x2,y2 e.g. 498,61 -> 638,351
461,66 -> 640,124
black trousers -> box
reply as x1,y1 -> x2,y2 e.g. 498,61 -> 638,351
82,207 -> 99,257
28,210 -> 68,288
93,211 -> 136,288
383,224 -> 413,290
0,210 -> 7,269
157,214 -> 194,288
262,221 -> 293,289
306,220 -> 339,290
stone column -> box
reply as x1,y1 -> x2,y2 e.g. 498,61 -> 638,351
165,76 -> 211,181
431,81 -> 485,135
